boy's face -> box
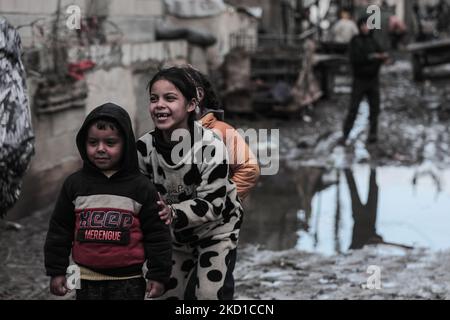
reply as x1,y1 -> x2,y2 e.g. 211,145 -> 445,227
86,123 -> 124,171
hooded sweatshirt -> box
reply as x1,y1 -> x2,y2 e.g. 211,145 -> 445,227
200,111 -> 260,200
44,103 -> 172,284
349,31 -> 384,78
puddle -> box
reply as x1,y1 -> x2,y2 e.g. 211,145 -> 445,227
240,164 -> 450,255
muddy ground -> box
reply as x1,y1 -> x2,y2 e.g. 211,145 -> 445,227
1,58 -> 450,300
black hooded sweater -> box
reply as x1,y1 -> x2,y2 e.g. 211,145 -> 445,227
349,32 -> 384,78
44,103 -> 172,284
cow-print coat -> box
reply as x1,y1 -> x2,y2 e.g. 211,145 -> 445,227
137,123 -> 243,299
137,123 -> 243,246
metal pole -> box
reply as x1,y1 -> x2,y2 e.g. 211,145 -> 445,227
52,0 -> 62,76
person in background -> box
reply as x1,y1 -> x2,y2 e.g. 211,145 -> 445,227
339,16 -> 389,146
331,9 -> 359,44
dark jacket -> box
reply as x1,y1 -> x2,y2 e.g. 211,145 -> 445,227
44,102 -> 172,284
349,32 -> 384,78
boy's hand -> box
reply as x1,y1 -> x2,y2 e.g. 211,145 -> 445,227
50,275 -> 69,296
157,192 -> 173,225
146,280 -> 165,298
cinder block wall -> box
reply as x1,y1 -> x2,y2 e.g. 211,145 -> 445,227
2,1 -> 195,220
0,0 -> 164,46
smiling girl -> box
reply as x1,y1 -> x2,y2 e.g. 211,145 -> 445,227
137,67 -> 243,300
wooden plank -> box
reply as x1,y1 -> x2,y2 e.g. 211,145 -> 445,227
407,38 -> 450,52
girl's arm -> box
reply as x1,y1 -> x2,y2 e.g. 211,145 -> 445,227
170,142 -> 232,230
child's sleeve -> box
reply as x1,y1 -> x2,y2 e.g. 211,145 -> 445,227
44,179 -> 75,276
225,127 -> 260,200
170,141 -> 231,229
139,182 -> 172,285
136,138 -> 153,179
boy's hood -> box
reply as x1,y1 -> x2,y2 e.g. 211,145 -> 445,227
76,102 -> 139,175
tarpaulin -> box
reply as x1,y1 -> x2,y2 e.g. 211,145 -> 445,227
1,17 -> 35,217
164,0 -> 226,18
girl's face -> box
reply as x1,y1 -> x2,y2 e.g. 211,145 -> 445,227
149,79 -> 195,135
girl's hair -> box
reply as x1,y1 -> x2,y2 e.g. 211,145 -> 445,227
147,67 -> 198,126
183,66 -> 221,111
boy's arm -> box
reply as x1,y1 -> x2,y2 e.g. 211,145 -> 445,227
44,180 -> 75,276
139,183 -> 172,286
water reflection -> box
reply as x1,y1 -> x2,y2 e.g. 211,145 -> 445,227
240,164 -> 450,255
239,166 -> 300,250
344,168 -> 413,251
345,168 -> 382,250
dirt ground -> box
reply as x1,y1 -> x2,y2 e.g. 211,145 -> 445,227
234,244 -> 450,300
1,57 -> 450,300
2,209 -> 450,300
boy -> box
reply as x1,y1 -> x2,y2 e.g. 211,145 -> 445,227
44,102 -> 172,300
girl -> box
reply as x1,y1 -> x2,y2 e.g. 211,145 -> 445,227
137,67 -> 243,300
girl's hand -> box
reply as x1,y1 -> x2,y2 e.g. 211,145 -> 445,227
157,192 -> 173,225
146,280 -> 165,298
50,275 -> 69,296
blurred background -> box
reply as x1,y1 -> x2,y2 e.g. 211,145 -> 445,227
2,0 -> 450,299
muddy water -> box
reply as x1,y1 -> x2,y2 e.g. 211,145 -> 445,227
240,164 -> 450,255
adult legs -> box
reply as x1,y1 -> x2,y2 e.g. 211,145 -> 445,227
366,80 -> 380,143
342,78 -> 366,141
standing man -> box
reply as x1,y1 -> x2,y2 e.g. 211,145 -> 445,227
339,16 -> 389,146
85,0 -> 110,44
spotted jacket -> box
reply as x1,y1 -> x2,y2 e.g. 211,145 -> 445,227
137,123 -> 243,245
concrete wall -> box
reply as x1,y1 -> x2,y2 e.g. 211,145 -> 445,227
7,39 -> 189,220
167,5 -> 258,69
0,0 -> 164,46
225,0 -> 280,34
3,0 -> 248,220
7,79 -> 84,220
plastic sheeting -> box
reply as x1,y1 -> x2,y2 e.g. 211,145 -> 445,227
164,0 -> 226,18
156,25 -> 217,47
0,18 -> 35,218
